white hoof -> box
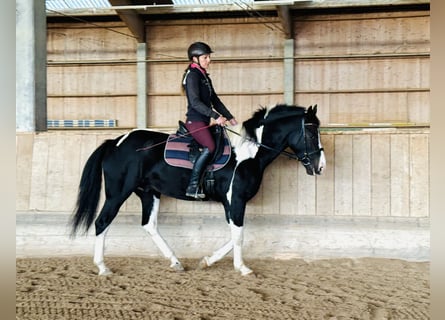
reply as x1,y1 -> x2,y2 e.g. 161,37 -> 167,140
236,264 -> 254,276
170,261 -> 185,272
197,256 -> 211,270
98,267 -> 113,276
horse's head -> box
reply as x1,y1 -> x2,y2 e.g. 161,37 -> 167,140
289,105 -> 326,175
240,104 -> 326,176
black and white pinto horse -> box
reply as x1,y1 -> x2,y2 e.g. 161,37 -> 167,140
70,104 -> 326,276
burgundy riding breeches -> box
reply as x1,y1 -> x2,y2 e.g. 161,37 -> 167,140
185,121 -> 215,153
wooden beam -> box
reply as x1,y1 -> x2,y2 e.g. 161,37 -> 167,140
109,0 -> 145,43
136,43 -> 148,128
276,5 -> 293,39
283,39 -> 294,104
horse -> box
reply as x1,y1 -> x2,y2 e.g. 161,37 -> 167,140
69,104 -> 326,276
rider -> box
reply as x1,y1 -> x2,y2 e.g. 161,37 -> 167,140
182,41 -> 238,199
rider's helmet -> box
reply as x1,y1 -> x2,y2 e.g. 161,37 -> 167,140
187,42 -> 213,60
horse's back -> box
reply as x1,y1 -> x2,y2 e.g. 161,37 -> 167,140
115,129 -> 167,147
99,129 -> 168,170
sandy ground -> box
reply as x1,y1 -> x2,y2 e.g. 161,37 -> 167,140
16,256 -> 429,320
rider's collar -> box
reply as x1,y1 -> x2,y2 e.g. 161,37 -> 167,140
190,63 -> 207,76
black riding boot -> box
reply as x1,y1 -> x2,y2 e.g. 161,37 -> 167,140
186,147 -> 212,199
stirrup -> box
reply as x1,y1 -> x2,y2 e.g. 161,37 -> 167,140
186,186 -> 205,199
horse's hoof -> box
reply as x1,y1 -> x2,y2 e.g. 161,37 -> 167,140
98,268 -> 113,276
236,264 -> 254,276
170,262 -> 185,272
197,257 -> 210,270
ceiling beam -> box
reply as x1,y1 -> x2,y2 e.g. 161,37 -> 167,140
109,0 -> 146,43
276,5 -> 293,39
46,0 -> 429,17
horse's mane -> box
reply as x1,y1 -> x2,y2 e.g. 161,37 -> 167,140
242,104 -> 306,142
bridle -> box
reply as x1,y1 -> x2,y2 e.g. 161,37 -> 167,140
224,117 -> 324,167
296,120 -> 324,168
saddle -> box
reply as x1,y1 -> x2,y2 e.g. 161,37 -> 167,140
164,121 -> 231,172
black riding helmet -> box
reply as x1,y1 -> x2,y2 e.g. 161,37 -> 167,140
187,42 -> 213,61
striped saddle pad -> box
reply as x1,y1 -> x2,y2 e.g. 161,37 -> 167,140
164,133 -> 231,171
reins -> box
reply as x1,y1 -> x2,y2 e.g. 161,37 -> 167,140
224,126 -> 299,160
135,118 -> 324,167
223,119 -> 323,164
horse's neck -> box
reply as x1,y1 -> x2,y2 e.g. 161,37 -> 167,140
229,127 -> 283,169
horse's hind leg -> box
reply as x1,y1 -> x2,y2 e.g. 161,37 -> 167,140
198,204 -> 233,269
93,194 -> 130,276
198,240 -> 233,269
94,226 -> 112,276
138,190 -> 184,272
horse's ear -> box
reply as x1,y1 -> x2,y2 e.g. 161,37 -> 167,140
313,104 -> 318,114
307,105 -> 313,113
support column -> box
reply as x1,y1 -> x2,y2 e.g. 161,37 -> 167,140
136,43 -> 148,128
283,39 -> 295,105
16,0 -> 47,132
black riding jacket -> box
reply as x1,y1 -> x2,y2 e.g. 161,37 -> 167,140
183,64 -> 234,124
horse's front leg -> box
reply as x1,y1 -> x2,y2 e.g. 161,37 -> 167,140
197,219 -> 253,275
230,220 -> 253,276
141,196 -> 184,272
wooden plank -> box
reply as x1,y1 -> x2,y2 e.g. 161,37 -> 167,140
48,96 -> 137,128
159,195 -> 177,215
409,134 -> 429,217
279,156 -> 299,215
29,134 -> 49,210
407,91 -> 430,123
47,65 -> 136,95
334,135 -> 353,215
316,134 -> 334,215
16,134 -> 34,211
62,134 -> 82,213
45,134 -> 68,211
390,135 -> 410,216
296,157 -> 316,215
47,23 -> 137,61
262,158 -> 280,215
371,135 -> 391,216
147,96 -> 185,128
352,135 -> 371,215
294,12 -> 429,56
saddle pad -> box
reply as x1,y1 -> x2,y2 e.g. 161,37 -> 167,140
164,133 -> 231,171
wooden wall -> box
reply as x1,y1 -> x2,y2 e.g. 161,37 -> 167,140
46,10 -> 429,127
47,23 -> 138,127
16,129 -> 429,217
292,11 -> 429,125
16,128 -> 429,218
20,8 -> 429,218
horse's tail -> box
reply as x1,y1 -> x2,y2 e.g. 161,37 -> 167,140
70,139 -> 115,237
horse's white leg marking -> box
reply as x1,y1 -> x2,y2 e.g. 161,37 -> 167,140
94,226 -> 113,276
200,240 -> 233,268
142,197 -> 184,271
230,220 -> 253,276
